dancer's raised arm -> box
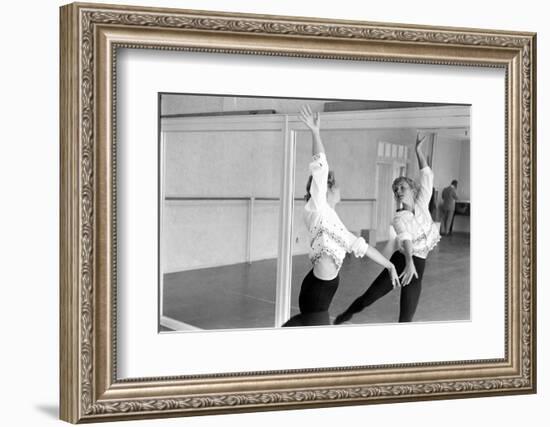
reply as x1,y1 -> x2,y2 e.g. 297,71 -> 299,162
415,132 -> 433,208
415,132 -> 428,169
300,105 -> 324,156
300,105 -> 329,212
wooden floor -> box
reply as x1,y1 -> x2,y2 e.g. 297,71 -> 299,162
163,233 -> 470,330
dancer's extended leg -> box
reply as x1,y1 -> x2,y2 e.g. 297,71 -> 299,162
334,252 -> 406,324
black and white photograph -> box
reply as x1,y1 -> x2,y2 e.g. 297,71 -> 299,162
158,94 -> 471,331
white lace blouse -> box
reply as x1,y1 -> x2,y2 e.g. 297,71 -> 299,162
392,166 -> 440,259
304,153 -> 368,269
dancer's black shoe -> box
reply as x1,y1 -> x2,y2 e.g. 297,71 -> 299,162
334,311 -> 352,325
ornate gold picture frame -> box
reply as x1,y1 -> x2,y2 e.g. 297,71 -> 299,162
60,2 -> 536,423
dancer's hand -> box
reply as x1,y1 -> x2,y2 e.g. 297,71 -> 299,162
415,132 -> 426,150
387,264 -> 401,289
299,105 -> 320,133
399,261 -> 418,286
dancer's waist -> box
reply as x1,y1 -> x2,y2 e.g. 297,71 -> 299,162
313,254 -> 339,281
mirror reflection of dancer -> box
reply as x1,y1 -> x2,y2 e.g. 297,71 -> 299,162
334,133 -> 440,324
283,106 -> 399,327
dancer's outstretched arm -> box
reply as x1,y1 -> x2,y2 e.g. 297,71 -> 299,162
349,233 -> 399,288
365,246 -> 400,288
300,105 -> 324,155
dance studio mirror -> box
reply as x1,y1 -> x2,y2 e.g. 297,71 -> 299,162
159,94 -> 471,331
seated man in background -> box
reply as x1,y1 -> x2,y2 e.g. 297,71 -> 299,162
440,179 -> 458,236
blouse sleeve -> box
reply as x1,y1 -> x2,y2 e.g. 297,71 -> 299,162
392,212 -> 413,244
417,166 -> 434,208
349,235 -> 369,258
306,152 -> 329,211
339,226 -> 369,257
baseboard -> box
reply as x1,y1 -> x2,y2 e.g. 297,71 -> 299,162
160,315 -> 202,331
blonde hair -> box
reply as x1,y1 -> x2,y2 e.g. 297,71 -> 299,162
391,176 -> 420,200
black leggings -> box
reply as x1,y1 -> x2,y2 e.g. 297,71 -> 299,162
282,270 -> 340,327
339,251 -> 426,323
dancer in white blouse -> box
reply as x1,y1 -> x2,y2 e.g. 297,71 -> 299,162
283,106 -> 399,327
334,133 -> 440,324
